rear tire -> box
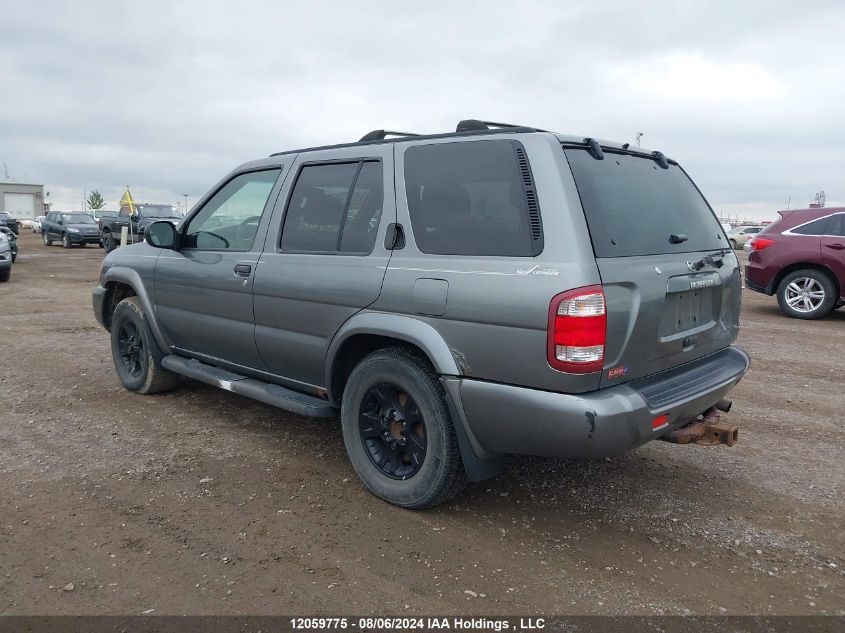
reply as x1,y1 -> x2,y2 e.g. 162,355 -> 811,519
110,297 -> 178,394
42,232 -> 52,246
340,347 -> 467,509
776,269 -> 836,320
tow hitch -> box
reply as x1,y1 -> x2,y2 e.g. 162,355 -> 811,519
660,401 -> 739,447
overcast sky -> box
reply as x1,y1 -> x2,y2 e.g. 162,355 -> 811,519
1,0 -> 842,220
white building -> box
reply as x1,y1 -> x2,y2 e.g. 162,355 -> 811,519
0,182 -> 47,221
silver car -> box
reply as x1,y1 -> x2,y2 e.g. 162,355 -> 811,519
93,119 -> 749,507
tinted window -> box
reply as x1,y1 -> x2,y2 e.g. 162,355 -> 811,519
564,149 -> 725,257
745,227 -> 762,234
281,161 -> 383,254
184,169 -> 280,250
404,140 -> 537,256
340,162 -> 383,253
64,213 -> 95,224
791,217 -> 831,235
828,214 -> 845,237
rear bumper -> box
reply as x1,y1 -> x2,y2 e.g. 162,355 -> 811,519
457,346 -> 750,459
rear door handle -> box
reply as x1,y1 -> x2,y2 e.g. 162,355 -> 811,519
824,243 -> 845,250
234,263 -> 252,276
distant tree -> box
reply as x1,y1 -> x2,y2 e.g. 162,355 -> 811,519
87,190 -> 106,211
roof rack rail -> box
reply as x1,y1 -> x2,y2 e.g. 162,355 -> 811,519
456,119 -> 536,132
358,129 -> 421,142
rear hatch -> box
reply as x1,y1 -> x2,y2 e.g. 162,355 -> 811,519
563,147 -> 741,388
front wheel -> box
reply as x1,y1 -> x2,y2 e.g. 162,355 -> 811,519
42,232 -> 52,246
110,297 -> 178,394
341,347 -> 467,509
61,233 -> 72,248
102,232 -> 116,252
776,269 -> 836,320
0,267 -> 9,282
729,239 -> 738,249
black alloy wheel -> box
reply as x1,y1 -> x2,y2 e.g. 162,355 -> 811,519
359,382 -> 427,479
117,319 -> 146,379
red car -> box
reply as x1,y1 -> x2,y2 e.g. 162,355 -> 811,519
745,207 -> 845,319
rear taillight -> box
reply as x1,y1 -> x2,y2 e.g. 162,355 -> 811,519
752,237 -> 775,251
547,285 -> 606,373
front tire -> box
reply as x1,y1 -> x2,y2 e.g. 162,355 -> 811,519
42,232 -> 52,246
110,297 -> 178,394
102,232 -> 116,252
729,239 -> 738,249
0,268 -> 9,282
341,347 -> 467,509
776,269 -> 836,320
61,233 -> 72,248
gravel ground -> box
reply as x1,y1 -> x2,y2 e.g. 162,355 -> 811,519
1,232 -> 843,616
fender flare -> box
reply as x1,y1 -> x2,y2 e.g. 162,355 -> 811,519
102,266 -> 172,352
325,312 -> 460,400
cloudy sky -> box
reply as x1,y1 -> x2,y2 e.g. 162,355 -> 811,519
1,0 -> 842,220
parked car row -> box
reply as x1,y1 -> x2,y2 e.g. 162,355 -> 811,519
0,226 -> 15,281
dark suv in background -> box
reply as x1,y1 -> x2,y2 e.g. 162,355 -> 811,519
42,211 -> 102,248
745,207 -> 845,319
0,211 -> 19,235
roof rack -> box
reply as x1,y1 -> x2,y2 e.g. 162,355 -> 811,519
358,129 -> 421,142
456,119 -> 538,132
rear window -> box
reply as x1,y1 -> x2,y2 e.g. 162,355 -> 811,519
790,216 -> 832,236
564,148 -> 726,257
404,140 -> 541,256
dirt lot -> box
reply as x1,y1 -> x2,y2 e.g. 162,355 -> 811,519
1,231 -> 843,616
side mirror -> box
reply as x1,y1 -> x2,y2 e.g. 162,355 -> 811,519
57,218 -> 63,225
145,221 -> 178,249
130,214 -> 140,223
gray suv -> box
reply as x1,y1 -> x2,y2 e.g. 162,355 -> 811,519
93,120 -> 749,508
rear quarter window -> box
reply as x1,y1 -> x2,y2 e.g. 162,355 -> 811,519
564,148 -> 726,257
788,216 -> 832,235
403,139 -> 541,256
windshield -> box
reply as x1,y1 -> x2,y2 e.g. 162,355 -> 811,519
139,205 -> 180,218
64,213 -> 96,224
564,148 -> 727,257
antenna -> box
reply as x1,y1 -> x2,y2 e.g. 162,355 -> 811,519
2,162 -> 8,180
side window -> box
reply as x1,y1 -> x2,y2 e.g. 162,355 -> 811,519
828,214 -> 845,237
404,139 -> 540,256
746,227 -> 761,234
184,169 -> 281,250
119,207 -> 130,218
280,160 -> 383,254
791,217 -> 831,236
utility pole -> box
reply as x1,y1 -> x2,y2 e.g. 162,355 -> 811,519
183,193 -> 189,215
634,131 -> 644,147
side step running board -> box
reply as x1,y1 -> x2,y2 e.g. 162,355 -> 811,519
161,355 -> 336,418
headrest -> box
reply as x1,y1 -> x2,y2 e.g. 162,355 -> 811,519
420,184 -> 470,224
298,187 -> 344,226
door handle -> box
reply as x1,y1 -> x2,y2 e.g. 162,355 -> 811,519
824,243 -> 845,250
234,263 -> 252,276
